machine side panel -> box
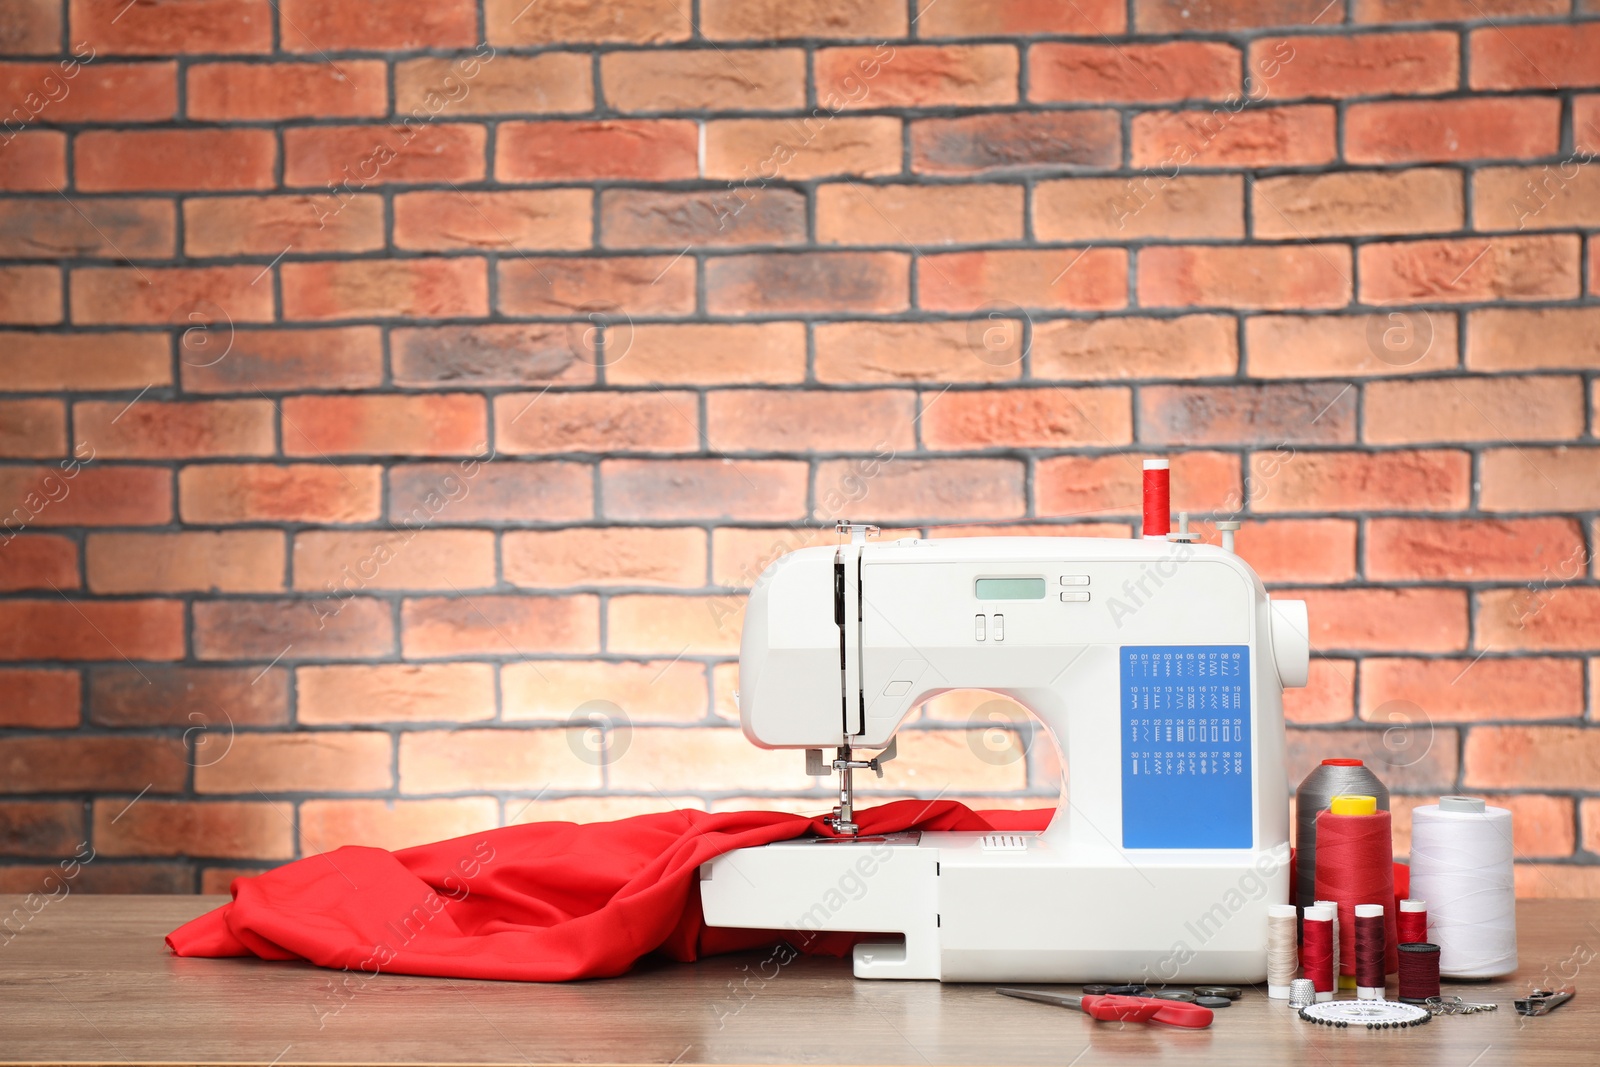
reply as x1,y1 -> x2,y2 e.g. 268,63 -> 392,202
741,547 -> 850,748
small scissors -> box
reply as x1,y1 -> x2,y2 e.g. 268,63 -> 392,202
997,987 -> 1214,1029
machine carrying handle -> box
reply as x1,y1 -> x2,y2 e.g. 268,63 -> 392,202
1082,995 -> 1214,1029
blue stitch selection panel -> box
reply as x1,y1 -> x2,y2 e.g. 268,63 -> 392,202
1120,645 -> 1252,849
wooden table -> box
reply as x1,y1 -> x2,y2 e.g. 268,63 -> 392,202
1,895 -> 1595,1066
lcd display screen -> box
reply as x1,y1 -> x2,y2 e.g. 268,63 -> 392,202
974,578 -> 1046,600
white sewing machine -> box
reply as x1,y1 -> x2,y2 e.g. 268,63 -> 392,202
699,463 -> 1307,982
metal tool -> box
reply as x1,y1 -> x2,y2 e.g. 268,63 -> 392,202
1426,995 -> 1498,1016
699,461 -> 1310,982
1515,987 -> 1574,1016
996,987 -> 1213,1029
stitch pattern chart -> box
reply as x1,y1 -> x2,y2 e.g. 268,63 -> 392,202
1121,646 -> 1252,849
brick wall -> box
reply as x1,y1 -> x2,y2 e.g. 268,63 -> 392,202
1,0 -> 1597,897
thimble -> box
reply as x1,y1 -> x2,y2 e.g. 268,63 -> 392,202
1288,978 -> 1315,1009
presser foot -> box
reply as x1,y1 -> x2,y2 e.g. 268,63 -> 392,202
811,740 -> 897,837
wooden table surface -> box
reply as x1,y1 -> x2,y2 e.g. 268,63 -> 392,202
1,894 -> 1596,1066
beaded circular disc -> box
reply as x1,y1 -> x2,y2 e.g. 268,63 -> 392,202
1298,1000 -> 1431,1030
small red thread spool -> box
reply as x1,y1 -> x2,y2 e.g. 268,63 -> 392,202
1398,942 -> 1442,1004
1356,904 -> 1387,999
1398,899 -> 1427,945
1141,459 -> 1170,539
1301,904 -> 1336,1001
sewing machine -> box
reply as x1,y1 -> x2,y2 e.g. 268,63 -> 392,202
699,464 -> 1307,982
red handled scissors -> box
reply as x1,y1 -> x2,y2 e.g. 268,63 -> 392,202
996,987 -> 1214,1028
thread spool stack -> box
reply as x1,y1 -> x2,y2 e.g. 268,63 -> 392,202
1355,904 -> 1387,1000
1314,794 -> 1398,979
1301,903 -> 1336,1003
1409,796 -> 1517,979
1266,903 -> 1298,1000
1295,759 -> 1390,913
1398,899 -> 1427,945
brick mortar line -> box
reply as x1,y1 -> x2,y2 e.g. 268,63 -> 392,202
2,379 -> 1595,399
7,307 -> 1600,330
3,11 -> 1596,69
8,157 -> 1596,196
4,438 -> 1599,458
6,242 -> 1600,271
9,307 -> 1600,333
9,82 -> 1588,130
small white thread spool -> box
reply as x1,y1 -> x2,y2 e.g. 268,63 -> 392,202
1267,903 -> 1298,1000
1356,903 -> 1386,1000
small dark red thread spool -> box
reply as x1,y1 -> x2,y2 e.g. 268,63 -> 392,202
1301,904 -> 1336,1000
1398,899 -> 1427,945
1398,942 -> 1442,1003
1355,904 -> 1387,999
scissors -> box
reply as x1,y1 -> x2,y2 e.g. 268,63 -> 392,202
996,987 -> 1214,1029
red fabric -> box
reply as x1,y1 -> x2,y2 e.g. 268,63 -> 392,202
168,801 -> 1415,982
167,800 -> 1050,981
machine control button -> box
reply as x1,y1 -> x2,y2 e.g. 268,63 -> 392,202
1060,575 -> 1090,586
993,614 -> 1005,641
1060,591 -> 1090,602
974,614 -> 986,641
883,680 -> 912,696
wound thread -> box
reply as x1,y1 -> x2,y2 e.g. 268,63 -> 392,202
1356,904 -> 1387,999
1141,459 -> 1170,538
1295,760 -> 1390,918
1267,903 -> 1298,999
1397,942 -> 1442,1004
1315,804 -> 1399,976
1398,899 -> 1427,945
1409,799 -> 1517,979
1315,898 -> 1340,993
1301,904 -> 1335,1001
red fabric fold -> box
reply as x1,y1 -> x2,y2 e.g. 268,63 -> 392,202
167,801 -> 1052,981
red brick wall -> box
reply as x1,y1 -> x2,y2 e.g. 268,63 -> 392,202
1,0 -> 1597,896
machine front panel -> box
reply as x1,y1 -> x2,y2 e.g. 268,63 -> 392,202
1120,644 -> 1252,849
